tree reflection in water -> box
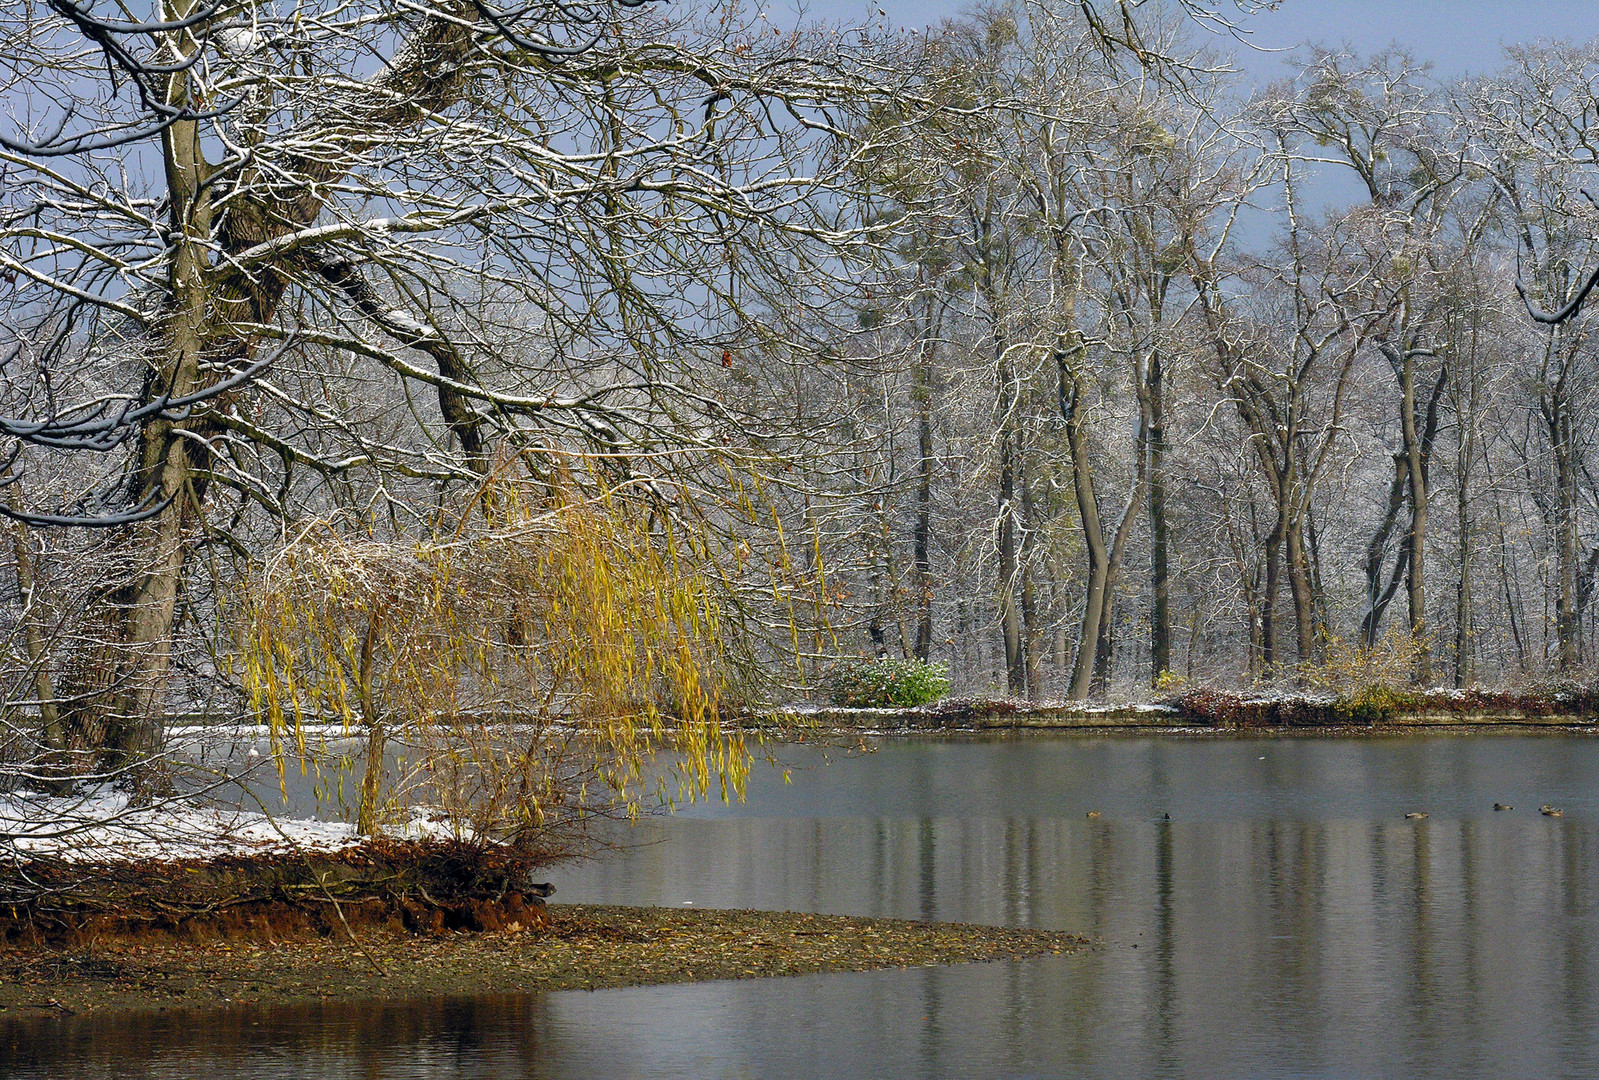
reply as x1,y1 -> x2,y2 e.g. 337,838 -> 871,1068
8,735 -> 1599,1079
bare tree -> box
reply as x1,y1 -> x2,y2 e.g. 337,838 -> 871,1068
1193,110 -> 1384,671
1469,43 -> 1599,671
0,0 -> 908,781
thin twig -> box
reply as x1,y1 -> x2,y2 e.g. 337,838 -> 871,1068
309,866 -> 386,976
243,789 -> 386,976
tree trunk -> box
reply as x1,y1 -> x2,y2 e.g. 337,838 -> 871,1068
1091,595 -> 1116,697
1241,560 -> 1263,677
1454,480 -> 1474,686
913,314 -> 935,662
356,617 -> 384,836
59,38 -> 213,772
1227,497 -> 1264,677
1305,503 -> 1331,649
4,489 -> 65,772
997,330 -> 1025,696
1092,459 -> 1147,698
1148,348 -> 1171,685
1361,454 -> 1409,646
1552,397 -> 1580,671
1020,464 -> 1044,699
1262,515 -> 1284,672
1285,512 -> 1317,666
1060,352 -> 1107,701
1454,337 -> 1479,687
52,4 -> 496,778
1400,349 -> 1432,682
1487,454 -> 1527,673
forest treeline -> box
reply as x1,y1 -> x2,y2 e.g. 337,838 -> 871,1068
4,0 -> 1599,815
795,9 -> 1599,701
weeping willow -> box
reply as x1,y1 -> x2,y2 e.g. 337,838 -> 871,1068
235,480 -> 755,845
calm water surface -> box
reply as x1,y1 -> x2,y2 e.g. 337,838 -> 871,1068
7,733 -> 1599,1078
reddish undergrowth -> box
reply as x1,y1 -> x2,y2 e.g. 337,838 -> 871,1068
1174,685 -> 1599,728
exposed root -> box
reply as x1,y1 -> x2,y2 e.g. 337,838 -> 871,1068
0,839 -> 556,947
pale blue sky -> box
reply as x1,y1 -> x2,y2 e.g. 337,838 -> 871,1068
765,1 -> 1599,243
776,1 -> 1599,82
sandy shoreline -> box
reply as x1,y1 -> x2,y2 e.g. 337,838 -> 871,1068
0,904 -> 1086,1021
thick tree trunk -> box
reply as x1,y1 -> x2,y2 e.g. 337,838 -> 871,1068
1091,596 -> 1116,697
1262,516 -> 1283,672
55,4 -> 492,778
1285,513 -> 1317,665
60,45 -> 213,773
1400,351 -> 1432,682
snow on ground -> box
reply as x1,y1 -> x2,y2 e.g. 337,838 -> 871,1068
0,787 -> 365,861
1,790 -> 471,862
0,721 -> 477,862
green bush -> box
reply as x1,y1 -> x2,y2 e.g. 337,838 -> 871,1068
825,657 -> 951,708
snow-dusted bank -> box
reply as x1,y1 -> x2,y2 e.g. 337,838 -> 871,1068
768,687 -> 1599,732
1,787 -> 364,862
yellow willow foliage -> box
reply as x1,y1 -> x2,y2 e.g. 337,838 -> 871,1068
234,485 -> 750,844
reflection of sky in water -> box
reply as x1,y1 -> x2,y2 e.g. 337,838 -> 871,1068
9,734 -> 1599,1079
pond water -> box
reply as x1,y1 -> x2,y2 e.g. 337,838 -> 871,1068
7,733 -> 1599,1079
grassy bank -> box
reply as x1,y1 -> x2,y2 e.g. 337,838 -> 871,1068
0,905 -> 1086,1020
